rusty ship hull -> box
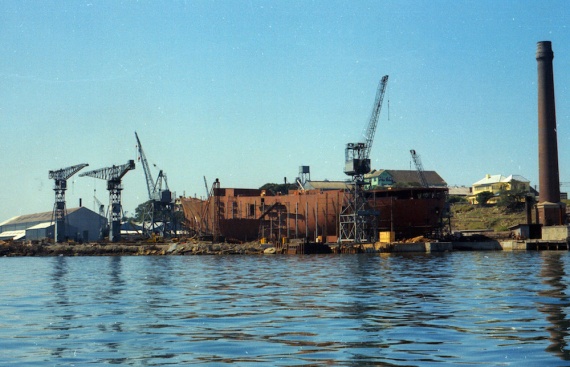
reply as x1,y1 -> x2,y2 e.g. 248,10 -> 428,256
181,186 -> 448,243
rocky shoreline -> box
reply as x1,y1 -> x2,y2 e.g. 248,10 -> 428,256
0,241 -> 266,257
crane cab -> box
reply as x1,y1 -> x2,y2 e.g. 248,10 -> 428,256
344,142 -> 371,176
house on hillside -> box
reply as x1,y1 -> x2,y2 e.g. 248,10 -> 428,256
469,174 -> 533,204
364,169 -> 447,189
448,185 -> 472,198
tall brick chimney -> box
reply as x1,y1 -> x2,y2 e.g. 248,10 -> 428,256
536,41 -> 565,225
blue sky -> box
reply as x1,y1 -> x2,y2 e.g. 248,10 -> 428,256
1,0 -> 569,220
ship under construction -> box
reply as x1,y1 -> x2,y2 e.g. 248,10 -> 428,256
180,180 -> 449,244
181,74 -> 449,244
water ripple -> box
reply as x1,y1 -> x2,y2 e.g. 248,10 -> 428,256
0,252 -> 569,365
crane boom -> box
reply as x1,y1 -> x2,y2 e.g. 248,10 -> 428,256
79,160 -> 135,181
204,176 -> 210,199
135,132 -> 155,200
410,149 -> 429,188
363,75 -> 389,159
344,75 -> 389,177
49,163 -> 89,181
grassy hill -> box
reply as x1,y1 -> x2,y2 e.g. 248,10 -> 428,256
450,203 -> 527,232
449,200 -> 570,234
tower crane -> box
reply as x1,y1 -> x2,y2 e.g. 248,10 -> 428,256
343,75 -> 389,177
49,163 -> 89,242
410,149 -> 429,188
204,176 -> 210,199
135,132 -> 173,237
339,75 -> 389,244
79,160 -> 135,242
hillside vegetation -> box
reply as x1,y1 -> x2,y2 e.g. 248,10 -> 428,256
450,203 -> 527,232
450,199 -> 570,233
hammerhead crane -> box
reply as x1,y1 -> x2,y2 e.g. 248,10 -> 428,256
135,132 -> 173,237
80,160 -> 135,242
49,163 -> 89,242
340,75 -> 389,244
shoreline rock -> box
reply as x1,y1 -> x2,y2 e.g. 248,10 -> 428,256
0,241 -> 265,257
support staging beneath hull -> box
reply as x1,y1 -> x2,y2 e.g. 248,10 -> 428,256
339,176 -> 378,244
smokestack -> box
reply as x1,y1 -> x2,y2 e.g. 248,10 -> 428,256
536,41 -> 565,225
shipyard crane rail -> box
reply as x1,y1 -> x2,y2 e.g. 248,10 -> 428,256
49,163 -> 89,242
80,160 -> 135,242
410,149 -> 429,188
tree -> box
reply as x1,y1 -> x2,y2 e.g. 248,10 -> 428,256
475,191 -> 495,207
448,195 -> 468,204
497,188 -> 528,213
134,200 -> 153,222
259,183 -> 298,195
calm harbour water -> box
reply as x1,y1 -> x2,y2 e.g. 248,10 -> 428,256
1,252 -> 570,366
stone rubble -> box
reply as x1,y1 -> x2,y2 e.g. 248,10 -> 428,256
0,240 -> 265,257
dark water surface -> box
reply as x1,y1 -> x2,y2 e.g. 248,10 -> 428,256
1,252 -> 570,366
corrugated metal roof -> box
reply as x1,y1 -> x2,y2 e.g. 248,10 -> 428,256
0,207 -> 81,226
0,230 -> 26,240
473,174 -> 506,185
366,169 -> 387,178
473,174 -> 530,186
0,215 -> 20,227
448,186 -> 471,196
505,175 -> 530,183
365,169 -> 447,186
304,181 -> 351,190
387,170 -> 446,186
27,222 -> 54,230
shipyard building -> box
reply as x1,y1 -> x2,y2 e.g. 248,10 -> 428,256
0,207 -> 106,242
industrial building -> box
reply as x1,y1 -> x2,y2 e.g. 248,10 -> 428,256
0,207 -> 106,242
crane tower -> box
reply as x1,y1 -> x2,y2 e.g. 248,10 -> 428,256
80,160 -> 135,242
339,75 -> 388,244
135,132 -> 174,237
49,163 -> 89,242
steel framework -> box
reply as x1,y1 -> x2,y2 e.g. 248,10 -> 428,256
135,132 -> 174,237
79,160 -> 135,242
339,75 -> 388,244
49,163 -> 89,242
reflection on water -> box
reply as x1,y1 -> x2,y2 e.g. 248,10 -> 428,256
0,252 -> 569,366
539,252 -> 570,360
